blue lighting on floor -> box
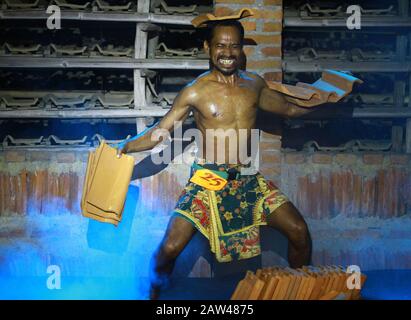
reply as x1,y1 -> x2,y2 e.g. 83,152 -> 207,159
0,276 -> 146,300
1,269 -> 411,300
361,270 -> 411,300
0,184 -> 160,300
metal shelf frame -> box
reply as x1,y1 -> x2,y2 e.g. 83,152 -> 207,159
1,0 -> 411,128
0,10 -> 195,25
1,107 -> 411,119
2,10 -> 410,28
283,0 -> 411,153
0,107 -> 168,118
283,60 -> 411,73
284,16 -> 411,28
0,57 -> 209,69
0,0 -> 204,132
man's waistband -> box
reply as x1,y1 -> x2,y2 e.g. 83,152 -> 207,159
192,161 -> 251,181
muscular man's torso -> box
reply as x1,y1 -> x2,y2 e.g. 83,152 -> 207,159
187,71 -> 266,164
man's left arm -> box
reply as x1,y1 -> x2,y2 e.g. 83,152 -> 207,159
258,70 -> 362,118
259,86 -> 321,118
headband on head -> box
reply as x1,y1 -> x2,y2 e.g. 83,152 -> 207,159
191,7 -> 254,28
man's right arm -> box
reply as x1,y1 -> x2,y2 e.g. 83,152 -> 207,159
119,87 -> 195,154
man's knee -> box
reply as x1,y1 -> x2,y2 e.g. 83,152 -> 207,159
160,240 -> 183,260
288,219 -> 311,249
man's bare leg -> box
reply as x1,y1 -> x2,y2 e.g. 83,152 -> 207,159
149,215 -> 197,299
266,202 -> 312,268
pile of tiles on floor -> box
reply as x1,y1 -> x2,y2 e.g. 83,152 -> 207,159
231,265 -> 367,300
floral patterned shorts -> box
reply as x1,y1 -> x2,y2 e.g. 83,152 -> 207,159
174,162 -> 290,262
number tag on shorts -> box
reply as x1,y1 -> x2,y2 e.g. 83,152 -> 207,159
190,169 -> 228,191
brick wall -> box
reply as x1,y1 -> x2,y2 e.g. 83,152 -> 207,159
259,131 -> 282,185
214,0 -> 284,185
265,151 -> 411,271
0,149 -> 86,216
280,152 -> 411,219
0,148 -> 194,279
11,149 -> 401,221
215,0 -> 283,82
2,147 -> 411,275
0,149 -> 191,217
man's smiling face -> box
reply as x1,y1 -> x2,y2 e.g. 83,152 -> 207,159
205,25 -> 243,76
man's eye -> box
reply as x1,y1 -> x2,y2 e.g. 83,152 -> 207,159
216,44 -> 224,48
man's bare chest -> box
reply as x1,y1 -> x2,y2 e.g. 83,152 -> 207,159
195,85 -> 259,122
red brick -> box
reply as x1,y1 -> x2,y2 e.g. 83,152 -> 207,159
247,34 -> 281,45
263,72 -> 282,82
213,6 -> 233,17
0,229 -> 26,238
261,151 -> 281,164
260,165 -> 281,177
56,152 -> 76,163
263,22 -> 282,32
253,8 -> 282,20
243,46 -> 256,57
311,153 -> 333,164
30,151 -> 52,161
260,46 -> 282,57
362,154 -> 384,165
263,0 -> 282,5
260,140 -> 282,151
5,151 -> 26,162
335,154 -> 358,166
260,131 -> 282,142
241,21 -> 257,32
285,153 -> 305,164
247,60 -> 282,70
390,154 -> 409,165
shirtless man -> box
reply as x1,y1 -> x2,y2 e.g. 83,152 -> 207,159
118,20 -> 354,299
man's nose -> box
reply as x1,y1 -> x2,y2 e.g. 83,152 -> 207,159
222,47 -> 233,57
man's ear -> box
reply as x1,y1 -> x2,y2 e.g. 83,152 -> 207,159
203,40 -> 210,56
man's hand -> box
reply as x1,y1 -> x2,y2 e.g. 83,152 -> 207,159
259,70 -> 362,118
111,141 -> 129,158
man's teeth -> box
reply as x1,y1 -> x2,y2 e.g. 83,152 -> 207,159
219,59 -> 234,65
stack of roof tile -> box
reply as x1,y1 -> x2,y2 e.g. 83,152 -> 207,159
231,266 -> 367,300
81,141 -> 134,226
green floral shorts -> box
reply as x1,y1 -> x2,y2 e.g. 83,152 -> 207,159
174,162 -> 289,262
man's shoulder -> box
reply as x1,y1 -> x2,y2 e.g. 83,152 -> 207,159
176,72 -> 212,106
240,70 -> 265,83
183,71 -> 213,89
239,71 -> 267,92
